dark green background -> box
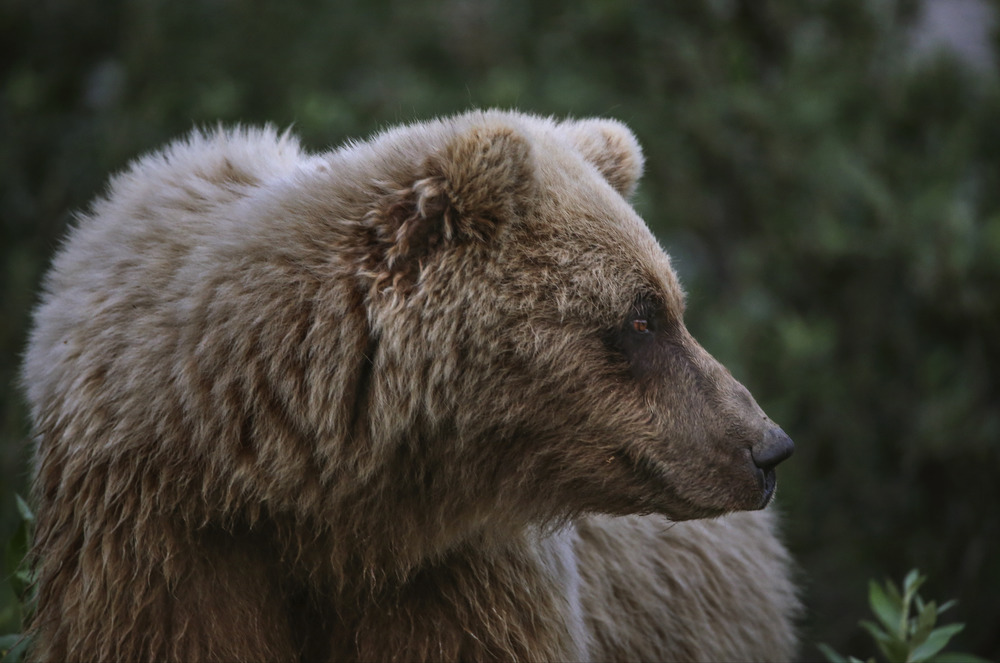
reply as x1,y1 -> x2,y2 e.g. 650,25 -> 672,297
2,1 -> 998,660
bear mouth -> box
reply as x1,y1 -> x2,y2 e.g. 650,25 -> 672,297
613,446 -> 779,517
757,467 -> 778,509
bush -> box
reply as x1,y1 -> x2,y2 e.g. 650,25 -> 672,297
0,497 -> 32,663
819,570 -> 989,663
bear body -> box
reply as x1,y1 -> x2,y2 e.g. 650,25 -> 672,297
22,111 -> 798,661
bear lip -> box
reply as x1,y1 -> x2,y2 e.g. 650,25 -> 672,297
757,467 -> 778,509
617,446 -> 775,518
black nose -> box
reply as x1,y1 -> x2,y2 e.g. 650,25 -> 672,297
751,427 -> 795,470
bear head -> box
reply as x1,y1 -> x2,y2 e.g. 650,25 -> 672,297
325,111 -> 794,535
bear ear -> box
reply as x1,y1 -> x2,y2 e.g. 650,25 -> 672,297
558,118 -> 645,198
367,122 -> 535,293
422,122 -> 536,232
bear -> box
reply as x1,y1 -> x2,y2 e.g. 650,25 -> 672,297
21,110 -> 799,662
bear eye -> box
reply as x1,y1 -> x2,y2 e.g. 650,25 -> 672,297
603,295 -> 663,358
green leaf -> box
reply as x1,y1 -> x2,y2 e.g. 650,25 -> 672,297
0,633 -> 19,651
869,580 -> 904,636
6,496 -> 36,605
910,599 -> 938,647
861,620 -> 909,663
859,619 -> 889,644
903,569 -> 923,595
5,525 -> 29,599
0,633 -> 29,663
937,600 -> 957,615
13,497 -> 34,526
885,578 -> 902,605
902,570 -> 926,618
818,642 -> 848,663
909,623 -> 965,663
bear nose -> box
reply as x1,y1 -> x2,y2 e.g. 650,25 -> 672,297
751,427 -> 795,470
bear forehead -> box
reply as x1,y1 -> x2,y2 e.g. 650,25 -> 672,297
334,109 -> 685,320
512,213 -> 685,324
508,131 -> 685,318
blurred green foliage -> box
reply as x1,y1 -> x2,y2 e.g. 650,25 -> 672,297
820,569 -> 990,663
0,496 -> 32,663
1,0 -> 998,659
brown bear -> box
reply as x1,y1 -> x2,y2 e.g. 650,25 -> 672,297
21,110 -> 798,662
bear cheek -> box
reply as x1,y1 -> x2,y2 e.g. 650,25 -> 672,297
648,424 -> 767,519
633,356 -> 775,517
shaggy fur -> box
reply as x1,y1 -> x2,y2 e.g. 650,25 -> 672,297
22,110 -> 799,662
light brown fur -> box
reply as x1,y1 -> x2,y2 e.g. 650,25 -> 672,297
22,110 -> 798,662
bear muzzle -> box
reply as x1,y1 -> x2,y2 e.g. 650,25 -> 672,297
750,426 -> 795,508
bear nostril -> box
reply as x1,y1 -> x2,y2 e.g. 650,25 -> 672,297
751,427 -> 795,470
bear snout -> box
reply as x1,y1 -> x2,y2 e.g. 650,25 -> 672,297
751,426 -> 795,471
746,427 -> 793,509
